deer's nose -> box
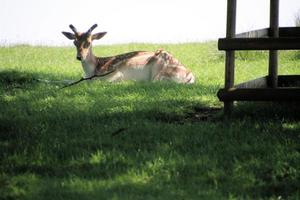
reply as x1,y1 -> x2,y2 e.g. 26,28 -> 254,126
76,56 -> 82,61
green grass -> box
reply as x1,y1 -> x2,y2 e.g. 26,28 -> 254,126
0,43 -> 300,200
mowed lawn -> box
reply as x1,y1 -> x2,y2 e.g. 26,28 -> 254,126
0,43 -> 300,200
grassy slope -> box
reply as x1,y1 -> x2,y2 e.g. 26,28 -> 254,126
0,43 -> 300,200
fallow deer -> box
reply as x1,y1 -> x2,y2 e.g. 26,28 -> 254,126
62,24 -> 195,83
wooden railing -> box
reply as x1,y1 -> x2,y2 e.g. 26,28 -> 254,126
218,0 -> 300,114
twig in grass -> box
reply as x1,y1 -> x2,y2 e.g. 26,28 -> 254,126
60,70 -> 116,89
111,128 -> 128,137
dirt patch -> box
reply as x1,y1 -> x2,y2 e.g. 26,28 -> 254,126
187,106 -> 222,122
153,106 -> 222,124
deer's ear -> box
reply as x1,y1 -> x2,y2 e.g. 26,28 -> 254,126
92,32 -> 107,40
62,32 -> 76,40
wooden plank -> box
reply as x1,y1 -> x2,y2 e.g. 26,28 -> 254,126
218,37 -> 300,50
235,28 -> 269,38
226,0 -> 236,38
278,75 -> 300,82
217,88 -> 300,101
225,51 -> 235,89
269,49 -> 278,87
269,0 -> 279,37
268,0 -> 279,88
233,75 -> 300,89
278,75 -> 300,87
279,27 -> 300,37
231,75 -> 300,89
234,27 -> 300,39
224,0 -> 237,114
235,76 -> 268,88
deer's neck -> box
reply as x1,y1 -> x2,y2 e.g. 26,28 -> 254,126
81,48 -> 98,78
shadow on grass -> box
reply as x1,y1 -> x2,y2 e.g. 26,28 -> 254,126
231,101 -> 300,121
0,69 -> 75,90
1,70 -> 300,199
0,69 -> 40,88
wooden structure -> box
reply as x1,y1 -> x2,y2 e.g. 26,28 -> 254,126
217,0 -> 300,114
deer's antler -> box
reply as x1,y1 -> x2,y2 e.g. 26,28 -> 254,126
87,24 -> 98,34
69,24 -> 78,34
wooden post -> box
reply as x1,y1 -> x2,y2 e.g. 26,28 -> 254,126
224,0 -> 236,114
268,0 -> 279,88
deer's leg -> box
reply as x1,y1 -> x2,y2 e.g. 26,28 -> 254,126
105,71 -> 124,82
153,73 -> 170,82
153,66 -> 195,83
154,67 -> 181,83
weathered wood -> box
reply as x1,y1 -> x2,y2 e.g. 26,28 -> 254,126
231,27 -> 300,39
278,75 -> 300,87
230,75 -> 300,89
235,76 -> 268,89
225,0 -> 236,89
225,51 -> 235,89
218,75 -> 300,101
218,0 -> 300,114
269,49 -> 278,87
218,37 -> 300,50
279,27 -> 300,37
217,88 -> 300,101
268,0 -> 280,88
235,28 -> 269,38
226,0 -> 236,39
224,0 -> 237,114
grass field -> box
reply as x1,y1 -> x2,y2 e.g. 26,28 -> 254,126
0,43 -> 300,200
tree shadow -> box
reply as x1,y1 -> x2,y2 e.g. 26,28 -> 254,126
1,70 -> 300,199
0,69 -> 39,88
0,69 -> 221,172
231,101 -> 300,121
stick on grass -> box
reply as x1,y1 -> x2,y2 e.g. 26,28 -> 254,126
60,70 -> 115,89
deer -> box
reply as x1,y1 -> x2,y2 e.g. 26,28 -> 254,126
62,24 -> 195,84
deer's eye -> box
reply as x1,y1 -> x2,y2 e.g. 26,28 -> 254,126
83,42 -> 90,48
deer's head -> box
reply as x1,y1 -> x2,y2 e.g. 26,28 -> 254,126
62,24 -> 107,61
